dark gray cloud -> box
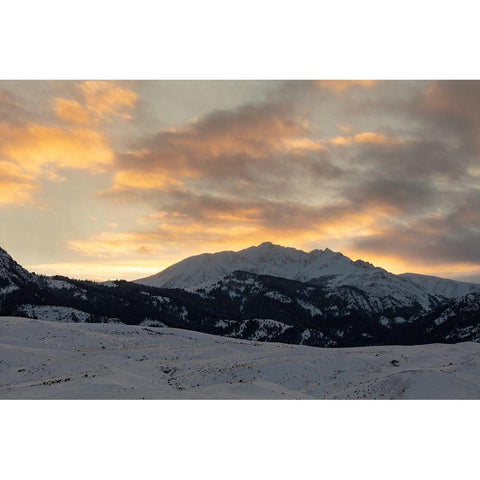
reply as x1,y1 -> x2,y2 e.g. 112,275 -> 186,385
105,101 -> 343,203
354,225 -> 480,265
352,187 -> 480,265
347,176 -> 439,214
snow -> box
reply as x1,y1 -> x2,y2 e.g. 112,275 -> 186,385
15,305 -> 119,324
301,329 -> 311,343
0,284 -> 19,295
215,319 -> 236,328
379,316 -> 390,327
44,278 -> 76,290
400,272 -> 480,298
264,291 -> 292,303
135,242 -> 383,290
17,305 -> 94,323
298,300 -> 323,317
134,242 -> 453,312
151,295 -> 172,305
2,316 -> 480,399
139,318 -> 166,327
434,310 -> 456,326
230,319 -> 293,341
0,247 -> 35,293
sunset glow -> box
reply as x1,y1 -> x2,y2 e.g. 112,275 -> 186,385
1,80 -> 480,282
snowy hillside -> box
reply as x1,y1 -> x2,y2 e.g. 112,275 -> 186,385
400,273 -> 480,298
2,316 -> 479,399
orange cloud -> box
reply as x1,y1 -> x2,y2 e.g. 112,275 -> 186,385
0,123 -> 113,172
68,231 -> 166,258
66,201 -> 389,267
0,121 -> 114,206
0,160 -> 37,206
0,81 -> 141,206
54,98 -> 91,124
106,104 -> 331,195
53,81 -> 138,127
78,81 -> 138,120
110,170 -> 185,190
330,131 -> 401,146
316,80 -> 378,93
278,137 -> 325,153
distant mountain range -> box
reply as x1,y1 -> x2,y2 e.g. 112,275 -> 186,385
136,242 -> 480,308
1,243 -> 480,347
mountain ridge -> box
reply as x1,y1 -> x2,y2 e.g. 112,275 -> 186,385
134,242 -> 387,288
134,242 -> 480,304
2,244 -> 480,348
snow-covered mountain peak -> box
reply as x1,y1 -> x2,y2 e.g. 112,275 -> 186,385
135,242 -> 387,291
134,242 -> 480,312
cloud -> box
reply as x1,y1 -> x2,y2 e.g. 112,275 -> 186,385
421,81 -> 480,126
0,123 -> 113,172
25,261 -> 162,282
90,83 -> 480,275
54,98 -> 91,124
330,131 -> 401,146
0,160 -> 37,206
117,102 -> 316,165
4,80 -> 480,279
78,81 -> 138,120
348,187 -> 480,271
315,80 -> 378,93
0,81 -> 140,207
352,222 -> 480,268
53,81 -> 138,124
0,91 -> 26,124
71,184 -> 387,264
0,122 -> 114,205
104,102 -> 337,197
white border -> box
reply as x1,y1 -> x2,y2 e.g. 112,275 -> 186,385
1,0 -> 479,79
2,400 -> 479,479
2,1 -> 479,478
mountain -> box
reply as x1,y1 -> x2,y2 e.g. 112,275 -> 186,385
2,244 -> 480,348
136,242 -> 380,289
136,242 -> 479,311
0,247 -> 36,295
409,292 -> 480,343
400,272 -> 480,299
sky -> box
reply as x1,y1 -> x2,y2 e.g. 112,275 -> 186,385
1,80 -> 480,282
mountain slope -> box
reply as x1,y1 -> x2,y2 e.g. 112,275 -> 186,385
400,272 -> 480,299
0,247 -> 36,296
136,242 -> 457,311
2,244 -> 480,349
136,242 -> 384,289
409,292 -> 480,343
